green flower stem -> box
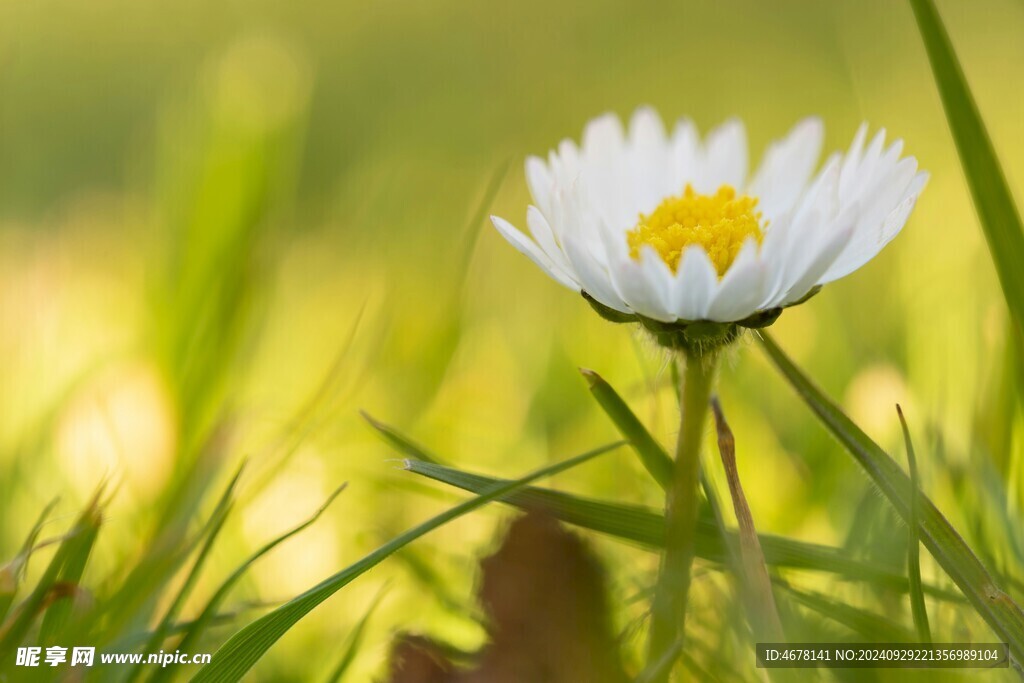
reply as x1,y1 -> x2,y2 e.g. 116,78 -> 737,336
647,349 -> 719,679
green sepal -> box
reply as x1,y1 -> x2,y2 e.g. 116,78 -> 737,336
786,284 -> 822,307
581,289 -> 793,353
582,291 -> 638,324
737,307 -> 782,329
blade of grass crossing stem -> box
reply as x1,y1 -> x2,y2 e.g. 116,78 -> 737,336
584,362 -> 749,618
711,398 -> 784,642
909,0 -> 1024,332
404,459 -> 962,601
758,332 -> 1024,663
580,368 -> 672,490
0,487 -> 104,668
149,485 -> 347,683
190,442 -> 623,683
0,499 -> 59,623
898,405 -> 932,642
323,586 -> 388,683
125,464 -> 245,683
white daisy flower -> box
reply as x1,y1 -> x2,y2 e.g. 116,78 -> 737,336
491,107 -> 927,350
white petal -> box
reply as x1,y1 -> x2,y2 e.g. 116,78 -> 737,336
777,224 -> 855,307
669,118 -> 701,190
840,127 -> 886,198
605,245 -> 675,322
526,205 -> 571,272
628,106 -> 670,212
707,240 -> 765,321
583,113 -> 626,159
525,156 -> 553,217
548,139 -> 581,188
490,215 -> 579,290
560,180 -> 610,266
821,144 -> 924,283
671,246 -> 718,321
821,170 -> 927,283
699,118 -> 748,192
562,231 -> 630,313
581,113 -> 632,230
588,204 -> 674,319
838,123 -> 869,193
759,156 -> 842,305
747,117 -> 824,221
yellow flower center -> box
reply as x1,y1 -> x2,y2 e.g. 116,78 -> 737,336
627,184 -> 765,277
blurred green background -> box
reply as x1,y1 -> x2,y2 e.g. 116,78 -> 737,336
1,0 -> 1023,679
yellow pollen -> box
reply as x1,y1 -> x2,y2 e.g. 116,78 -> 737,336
627,184 -> 765,277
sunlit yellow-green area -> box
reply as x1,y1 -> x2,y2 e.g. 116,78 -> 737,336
2,0 -> 1024,679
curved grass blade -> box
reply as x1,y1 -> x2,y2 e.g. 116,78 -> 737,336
37,504 -> 101,645
759,332 -> 1024,662
362,412 -> 442,465
0,487 -> 104,668
102,445 -> 243,644
898,405 -> 932,643
150,485 -> 347,683
0,499 -> 59,624
323,586 -> 388,683
909,0 -> 1024,331
580,368 -> 672,490
404,459 -> 961,601
190,441 -> 623,683
245,303 -> 368,499
125,464 -> 245,683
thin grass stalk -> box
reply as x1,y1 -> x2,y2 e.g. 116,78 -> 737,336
711,397 -> 784,642
898,405 -> 932,643
908,0 -> 1024,334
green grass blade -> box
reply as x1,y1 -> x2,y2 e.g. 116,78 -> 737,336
909,0 -> 1024,331
161,484 -> 346,673
126,464 -> 245,683
322,586 -> 388,683
190,441 -> 623,683
103,452 -> 244,644
898,405 -> 932,643
37,504 -> 101,644
759,332 -> 1024,662
778,583 -> 916,642
0,489 -> 104,667
110,610 -> 258,652
362,412 -> 442,464
0,499 -> 59,623
404,459 -> 961,601
454,161 -> 509,288
580,368 -> 672,490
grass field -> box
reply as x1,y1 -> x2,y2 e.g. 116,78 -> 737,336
2,0 -> 1024,680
